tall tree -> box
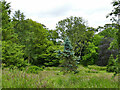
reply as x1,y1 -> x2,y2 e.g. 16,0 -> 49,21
56,16 -> 94,58
106,0 -> 120,76
2,0 -> 27,69
1,0 -> 11,29
97,37 -> 113,66
58,37 -> 78,74
12,10 -> 26,44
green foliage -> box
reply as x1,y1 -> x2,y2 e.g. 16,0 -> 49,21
2,0 -> 119,79
82,42 -> 98,66
16,19 -> 49,65
2,65 -> 118,88
108,28 -> 118,50
92,34 -> 103,46
1,0 -> 28,69
44,67 -> 61,71
58,37 -> 78,74
87,69 -> 98,73
1,0 -> 16,41
26,65 -> 43,74
106,54 -> 117,72
40,43 -> 62,66
106,0 -> 120,22
1,0 -> 63,68
98,27 -> 118,39
88,65 -> 106,71
1,0 -> 11,29
106,1 -> 120,77
12,10 -> 26,43
56,16 -> 87,40
9,65 -> 18,70
79,34 -> 103,66
97,37 -> 113,66
2,41 -> 28,69
56,16 -> 94,57
97,26 -> 118,66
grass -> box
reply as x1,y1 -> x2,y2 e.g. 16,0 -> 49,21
2,65 -> 119,88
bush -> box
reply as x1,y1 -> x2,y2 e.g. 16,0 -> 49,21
26,65 -> 43,74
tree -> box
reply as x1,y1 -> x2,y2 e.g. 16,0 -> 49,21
1,0 -> 13,41
56,16 -> 87,41
14,18 -> 61,67
2,0 -> 28,69
106,0 -> 120,23
1,0 -> 11,29
82,42 -> 98,66
97,24 -> 118,66
106,0 -> 120,76
11,8 -> 62,67
106,54 -> 117,72
98,27 -> 118,39
56,16 -> 95,59
19,19 -> 49,65
92,34 -> 104,46
106,0 -> 120,57
2,41 -> 28,69
58,37 -> 78,74
39,42 -> 62,67
97,37 -> 113,66
12,10 -> 26,44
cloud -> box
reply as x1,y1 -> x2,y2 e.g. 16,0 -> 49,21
6,0 -> 113,29
37,4 -> 73,17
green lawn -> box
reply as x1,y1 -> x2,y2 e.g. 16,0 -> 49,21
2,65 -> 119,88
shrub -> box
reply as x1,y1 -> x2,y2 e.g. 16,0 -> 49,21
26,65 -> 43,74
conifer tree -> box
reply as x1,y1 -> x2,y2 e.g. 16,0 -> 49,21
58,37 -> 78,74
106,54 -> 116,72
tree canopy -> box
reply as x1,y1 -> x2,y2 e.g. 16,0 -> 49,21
1,0 -> 119,76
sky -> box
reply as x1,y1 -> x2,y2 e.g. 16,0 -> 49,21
6,0 -> 113,30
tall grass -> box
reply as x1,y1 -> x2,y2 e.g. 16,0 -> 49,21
2,65 -> 119,88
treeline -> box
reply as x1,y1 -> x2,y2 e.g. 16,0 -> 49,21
1,0 -> 119,73
2,1 -> 62,69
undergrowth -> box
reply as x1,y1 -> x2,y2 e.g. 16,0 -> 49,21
2,65 -> 118,88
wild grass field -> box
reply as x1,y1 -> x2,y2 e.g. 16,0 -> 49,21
2,65 -> 119,88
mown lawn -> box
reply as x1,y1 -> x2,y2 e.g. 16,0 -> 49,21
2,65 -> 119,88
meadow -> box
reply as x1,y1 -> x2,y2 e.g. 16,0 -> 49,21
2,65 -> 119,88
1,0 -> 120,89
